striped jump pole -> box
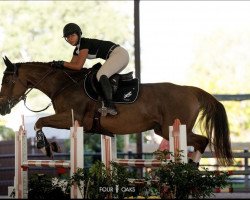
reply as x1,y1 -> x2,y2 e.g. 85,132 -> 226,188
101,119 -> 188,169
11,115 -> 84,199
113,159 -> 168,168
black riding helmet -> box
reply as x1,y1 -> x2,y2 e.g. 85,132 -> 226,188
63,23 -> 82,38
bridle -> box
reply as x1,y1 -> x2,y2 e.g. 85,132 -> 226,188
2,64 -> 56,112
22,68 -> 56,112
1,64 -> 88,112
2,64 -> 82,113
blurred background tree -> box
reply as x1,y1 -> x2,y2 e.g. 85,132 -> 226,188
0,126 -> 15,140
0,1 -> 133,65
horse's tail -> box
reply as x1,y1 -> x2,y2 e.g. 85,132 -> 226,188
196,89 -> 233,166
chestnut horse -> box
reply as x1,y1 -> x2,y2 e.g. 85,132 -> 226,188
0,56 -> 233,165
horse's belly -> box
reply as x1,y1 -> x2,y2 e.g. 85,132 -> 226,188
100,111 -> 156,134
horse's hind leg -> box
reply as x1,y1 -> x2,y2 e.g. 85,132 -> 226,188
187,131 -> 209,165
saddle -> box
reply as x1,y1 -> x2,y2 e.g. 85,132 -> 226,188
84,63 -> 139,104
83,63 -> 139,137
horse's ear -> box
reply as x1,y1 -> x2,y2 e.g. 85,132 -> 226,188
2,57 -> 7,68
3,56 -> 15,72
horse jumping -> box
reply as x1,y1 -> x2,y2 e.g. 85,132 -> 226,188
0,56 -> 233,165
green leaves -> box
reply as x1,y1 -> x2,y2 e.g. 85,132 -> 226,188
28,174 -> 69,199
27,158 -> 230,199
152,150 -> 230,199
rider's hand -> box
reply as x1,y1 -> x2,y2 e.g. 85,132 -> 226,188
51,60 -> 64,69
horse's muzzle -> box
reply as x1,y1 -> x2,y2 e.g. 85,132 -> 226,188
0,97 -> 12,115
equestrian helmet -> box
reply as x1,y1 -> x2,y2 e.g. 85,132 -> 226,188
63,23 -> 82,38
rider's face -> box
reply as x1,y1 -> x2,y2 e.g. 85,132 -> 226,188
65,33 -> 78,46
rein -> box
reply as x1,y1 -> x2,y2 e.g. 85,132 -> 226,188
21,68 -> 55,112
23,69 -> 83,113
50,71 -> 83,101
8,64 -> 83,113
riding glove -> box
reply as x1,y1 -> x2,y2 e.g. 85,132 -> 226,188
51,60 -> 64,69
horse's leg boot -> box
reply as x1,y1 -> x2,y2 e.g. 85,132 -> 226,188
98,75 -> 117,116
36,130 -> 53,158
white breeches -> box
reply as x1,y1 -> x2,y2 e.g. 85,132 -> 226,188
96,46 -> 129,81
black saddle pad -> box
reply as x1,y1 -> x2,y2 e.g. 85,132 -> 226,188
84,64 -> 139,104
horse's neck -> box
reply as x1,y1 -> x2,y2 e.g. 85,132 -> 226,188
21,63 -> 65,97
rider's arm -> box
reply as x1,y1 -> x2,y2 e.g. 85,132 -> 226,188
64,49 -> 88,70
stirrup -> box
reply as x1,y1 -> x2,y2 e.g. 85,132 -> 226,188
98,106 -> 108,117
107,107 -> 118,116
98,101 -> 117,116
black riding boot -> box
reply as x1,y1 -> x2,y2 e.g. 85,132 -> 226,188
98,75 -> 117,116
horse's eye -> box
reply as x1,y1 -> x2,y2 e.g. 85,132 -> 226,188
3,79 -> 10,84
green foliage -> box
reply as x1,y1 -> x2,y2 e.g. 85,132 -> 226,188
27,153 -> 230,199
0,126 -> 15,140
109,161 -> 137,199
68,160 -> 136,199
150,150 -> 230,199
153,162 -> 229,199
86,161 -> 111,199
28,174 -> 69,199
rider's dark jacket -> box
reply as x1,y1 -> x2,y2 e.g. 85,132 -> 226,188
73,37 -> 118,60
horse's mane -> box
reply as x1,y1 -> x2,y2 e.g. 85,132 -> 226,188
16,61 -> 51,66
16,61 -> 89,75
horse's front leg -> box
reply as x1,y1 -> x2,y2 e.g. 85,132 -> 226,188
34,111 -> 81,158
34,111 -> 78,130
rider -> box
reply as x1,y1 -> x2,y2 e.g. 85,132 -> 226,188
52,23 -> 129,116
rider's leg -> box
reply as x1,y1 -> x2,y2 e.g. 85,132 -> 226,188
96,46 -> 129,116
96,46 -> 129,80
98,75 -> 117,116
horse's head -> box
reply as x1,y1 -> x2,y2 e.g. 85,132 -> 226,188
0,56 -> 27,115
0,57 -> 92,115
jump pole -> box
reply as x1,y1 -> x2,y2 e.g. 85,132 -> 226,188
101,119 -> 188,169
11,115 -> 84,199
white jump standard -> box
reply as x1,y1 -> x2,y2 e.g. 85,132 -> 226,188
101,119 -> 189,169
9,116 -> 83,199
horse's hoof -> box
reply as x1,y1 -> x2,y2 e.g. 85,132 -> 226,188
50,141 -> 62,153
45,145 -> 54,158
38,145 -> 54,159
